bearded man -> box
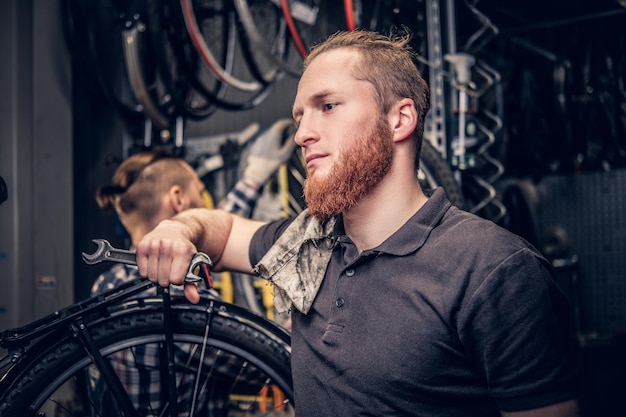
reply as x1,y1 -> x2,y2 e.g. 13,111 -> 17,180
135,30 -> 580,417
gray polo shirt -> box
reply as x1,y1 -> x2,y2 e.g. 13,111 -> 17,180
250,187 -> 578,417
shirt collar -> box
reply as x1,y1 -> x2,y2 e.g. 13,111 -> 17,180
254,187 -> 451,314
333,187 -> 450,256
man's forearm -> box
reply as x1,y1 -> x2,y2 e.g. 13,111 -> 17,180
168,208 -> 234,269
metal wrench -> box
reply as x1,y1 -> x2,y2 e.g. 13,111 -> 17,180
82,238 -> 213,286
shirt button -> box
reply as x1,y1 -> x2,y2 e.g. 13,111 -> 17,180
346,269 -> 355,277
335,297 -> 345,308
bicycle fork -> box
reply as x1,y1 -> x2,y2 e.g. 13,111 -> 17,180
71,320 -> 138,416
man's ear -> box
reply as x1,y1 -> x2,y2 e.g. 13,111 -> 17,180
168,185 -> 186,214
391,98 -> 418,143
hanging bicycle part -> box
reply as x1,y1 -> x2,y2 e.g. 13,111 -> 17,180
234,0 -> 302,78
181,0 -> 261,92
123,15 -> 173,130
423,0 -> 506,222
280,0 -> 353,58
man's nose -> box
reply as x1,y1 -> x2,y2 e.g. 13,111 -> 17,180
294,118 -> 319,147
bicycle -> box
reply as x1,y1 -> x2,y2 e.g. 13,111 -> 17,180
0,213 -> 294,416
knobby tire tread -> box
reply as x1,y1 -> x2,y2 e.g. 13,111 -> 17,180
420,140 -> 465,208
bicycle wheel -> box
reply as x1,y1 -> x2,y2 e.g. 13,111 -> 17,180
232,271 -> 278,320
234,0 -> 301,78
281,0 -> 351,57
0,297 -> 293,417
419,139 -> 464,208
181,0 -> 262,93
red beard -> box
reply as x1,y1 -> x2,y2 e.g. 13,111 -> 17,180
304,117 -> 393,222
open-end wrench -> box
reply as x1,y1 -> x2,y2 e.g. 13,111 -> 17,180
82,238 -> 213,286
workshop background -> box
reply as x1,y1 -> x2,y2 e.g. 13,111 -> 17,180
1,0 -> 625,415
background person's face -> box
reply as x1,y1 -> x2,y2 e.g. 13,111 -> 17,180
183,165 -> 210,209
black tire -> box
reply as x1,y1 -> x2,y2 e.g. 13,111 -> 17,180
0,297 -> 293,417
232,271 -> 268,316
234,0 -> 301,79
419,140 -> 464,208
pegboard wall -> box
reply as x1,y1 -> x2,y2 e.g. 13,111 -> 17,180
537,169 -> 626,337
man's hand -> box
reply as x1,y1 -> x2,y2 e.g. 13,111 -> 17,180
136,208 -> 239,304
136,218 -> 201,304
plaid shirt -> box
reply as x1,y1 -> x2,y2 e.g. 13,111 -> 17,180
88,181 -> 265,416
216,178 -> 260,217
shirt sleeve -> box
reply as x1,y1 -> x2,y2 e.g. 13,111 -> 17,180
91,264 -> 138,295
458,248 -> 579,411
248,217 -> 295,268
217,179 -> 260,218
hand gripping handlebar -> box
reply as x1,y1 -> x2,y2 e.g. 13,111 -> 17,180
82,238 -> 213,287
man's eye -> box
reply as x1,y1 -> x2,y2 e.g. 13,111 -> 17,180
323,103 -> 336,111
